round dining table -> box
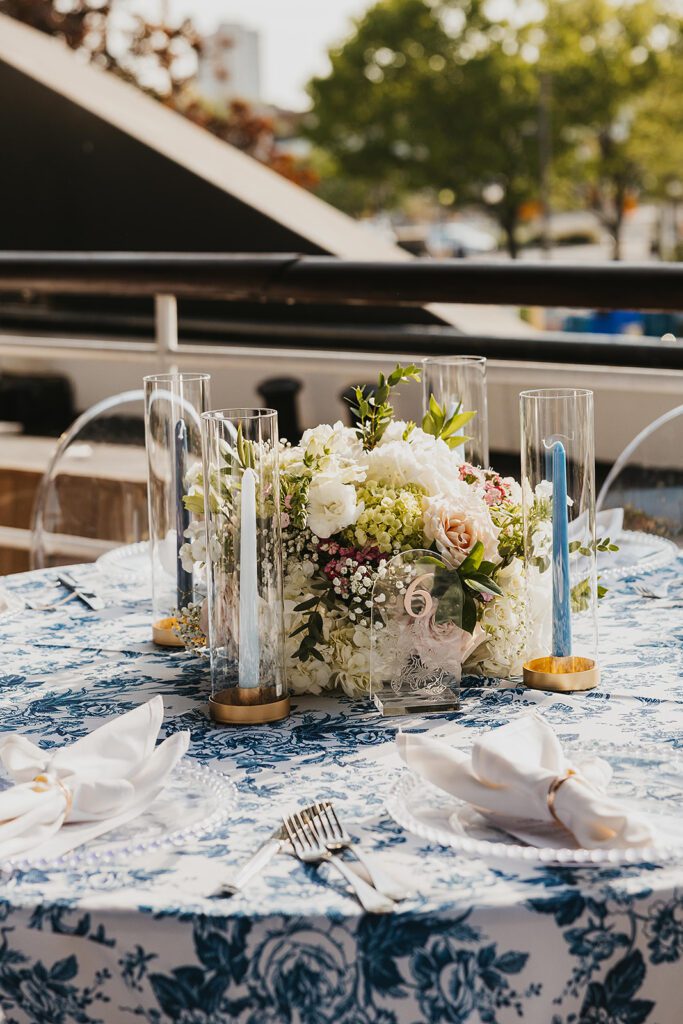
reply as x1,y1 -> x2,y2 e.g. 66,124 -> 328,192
0,554 -> 682,1024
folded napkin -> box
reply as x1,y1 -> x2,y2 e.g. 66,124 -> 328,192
0,695 -> 189,862
397,713 -> 653,850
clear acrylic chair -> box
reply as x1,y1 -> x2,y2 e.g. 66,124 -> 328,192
596,403 -> 683,544
30,390 -> 148,569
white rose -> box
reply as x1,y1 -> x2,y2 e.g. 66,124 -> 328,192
300,421 -> 362,460
307,476 -> 359,538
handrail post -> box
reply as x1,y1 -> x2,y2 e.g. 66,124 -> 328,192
154,293 -> 178,371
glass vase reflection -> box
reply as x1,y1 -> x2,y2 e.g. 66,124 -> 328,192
370,549 -> 481,715
202,408 -> 289,724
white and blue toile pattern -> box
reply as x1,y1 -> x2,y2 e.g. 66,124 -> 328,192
0,560 -> 683,1023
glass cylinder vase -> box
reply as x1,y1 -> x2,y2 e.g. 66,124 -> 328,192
520,388 -> 599,692
422,355 -> 489,468
202,408 -> 289,724
144,372 -> 211,645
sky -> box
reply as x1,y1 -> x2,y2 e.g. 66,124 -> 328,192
164,0 -> 373,109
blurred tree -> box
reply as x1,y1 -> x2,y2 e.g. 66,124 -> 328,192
306,0 -> 559,257
543,0 -> 675,259
0,0 -> 201,98
1,0 -> 318,190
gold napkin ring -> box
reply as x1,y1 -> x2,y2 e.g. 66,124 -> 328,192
32,773 -> 73,820
547,769 -> 576,824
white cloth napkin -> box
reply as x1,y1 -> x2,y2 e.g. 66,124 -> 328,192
397,713 -> 654,850
0,695 -> 189,862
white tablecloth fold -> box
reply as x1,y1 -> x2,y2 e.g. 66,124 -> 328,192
396,712 -> 654,849
0,695 -> 189,861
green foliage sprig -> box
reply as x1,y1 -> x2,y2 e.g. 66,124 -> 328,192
347,363 -> 421,451
290,576 -> 337,662
422,394 -> 475,450
431,541 -> 503,634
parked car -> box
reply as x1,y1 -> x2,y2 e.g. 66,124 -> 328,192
427,221 -> 498,257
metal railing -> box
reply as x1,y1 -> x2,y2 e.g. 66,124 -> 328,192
0,252 -> 682,370
0,251 -> 682,308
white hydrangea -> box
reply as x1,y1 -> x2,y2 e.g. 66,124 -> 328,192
469,557 -> 528,678
328,625 -> 371,697
364,436 -> 463,497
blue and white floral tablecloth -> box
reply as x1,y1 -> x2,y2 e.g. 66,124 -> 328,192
1,560 -> 683,1024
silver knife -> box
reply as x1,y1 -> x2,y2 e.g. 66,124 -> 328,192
56,572 -> 106,611
215,824 -> 287,897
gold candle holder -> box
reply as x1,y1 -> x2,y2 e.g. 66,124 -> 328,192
209,687 -> 290,725
152,617 -> 185,648
523,655 -> 599,693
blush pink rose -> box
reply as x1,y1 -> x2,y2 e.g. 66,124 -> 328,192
423,495 -> 499,568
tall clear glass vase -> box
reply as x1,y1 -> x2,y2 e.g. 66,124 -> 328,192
144,372 -> 210,646
520,388 -> 599,692
202,408 -> 289,724
422,355 -> 489,468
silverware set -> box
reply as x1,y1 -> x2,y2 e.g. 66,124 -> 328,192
26,572 -> 106,612
633,583 -> 683,607
219,799 -> 408,912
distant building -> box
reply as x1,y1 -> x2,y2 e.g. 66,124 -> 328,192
197,22 -> 261,103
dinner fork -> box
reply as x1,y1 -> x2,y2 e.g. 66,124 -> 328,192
305,801 -> 409,901
284,811 -> 395,914
633,583 -> 683,605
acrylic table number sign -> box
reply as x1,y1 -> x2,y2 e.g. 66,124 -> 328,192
370,549 -> 483,716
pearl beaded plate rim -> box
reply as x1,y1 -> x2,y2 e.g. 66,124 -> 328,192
386,740 -> 683,867
597,530 -> 677,581
96,540 -> 151,582
2,762 -> 238,876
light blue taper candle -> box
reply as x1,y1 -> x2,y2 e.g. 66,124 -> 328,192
550,440 -> 572,657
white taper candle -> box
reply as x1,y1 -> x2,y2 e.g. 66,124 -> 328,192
238,467 -> 260,687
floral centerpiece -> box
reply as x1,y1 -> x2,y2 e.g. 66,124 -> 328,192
179,364 -> 613,697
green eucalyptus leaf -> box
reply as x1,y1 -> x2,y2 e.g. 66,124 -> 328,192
458,541 -> 484,574
445,434 -> 471,450
465,574 -> 503,597
461,594 -> 478,634
442,409 -> 476,435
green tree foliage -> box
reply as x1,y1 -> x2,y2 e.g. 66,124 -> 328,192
307,0 -> 681,259
545,0 -> 675,259
307,0 -> 547,256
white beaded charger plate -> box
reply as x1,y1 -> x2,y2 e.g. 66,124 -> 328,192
2,762 -> 238,875
96,540 -> 151,582
387,740 -> 683,867
597,530 -> 678,581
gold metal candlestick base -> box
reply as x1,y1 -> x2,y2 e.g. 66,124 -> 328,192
209,687 -> 291,725
523,656 -> 599,693
152,617 -> 185,648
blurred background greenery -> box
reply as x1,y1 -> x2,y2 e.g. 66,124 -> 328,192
4,0 -> 683,262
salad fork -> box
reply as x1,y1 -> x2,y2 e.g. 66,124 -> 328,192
633,583 -> 683,605
306,801 -> 409,901
284,811 -> 394,914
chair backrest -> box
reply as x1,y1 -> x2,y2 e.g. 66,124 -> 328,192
30,390 -> 148,569
597,403 -> 683,543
